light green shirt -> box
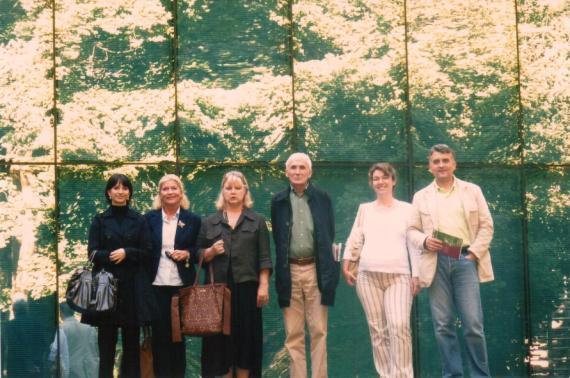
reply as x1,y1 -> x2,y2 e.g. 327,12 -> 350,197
289,189 -> 315,259
435,180 -> 471,247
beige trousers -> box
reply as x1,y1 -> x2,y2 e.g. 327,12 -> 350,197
283,263 -> 328,378
356,271 -> 413,378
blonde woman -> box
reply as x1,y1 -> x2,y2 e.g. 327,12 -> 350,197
198,171 -> 272,378
144,174 -> 201,378
343,163 -> 421,377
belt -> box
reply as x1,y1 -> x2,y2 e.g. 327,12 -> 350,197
289,257 -> 315,265
461,246 -> 471,256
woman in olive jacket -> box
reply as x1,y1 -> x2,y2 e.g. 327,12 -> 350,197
198,171 -> 272,378
81,173 -> 157,378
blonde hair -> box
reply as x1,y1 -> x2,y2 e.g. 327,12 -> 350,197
152,174 -> 190,210
215,171 -> 254,210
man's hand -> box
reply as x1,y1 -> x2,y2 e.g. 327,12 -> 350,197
424,236 -> 443,252
465,252 -> 477,261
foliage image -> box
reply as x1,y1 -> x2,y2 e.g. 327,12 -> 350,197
0,0 -> 568,376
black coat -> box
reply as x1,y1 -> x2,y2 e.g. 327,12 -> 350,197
144,208 -> 202,286
271,183 -> 340,307
81,206 -> 158,326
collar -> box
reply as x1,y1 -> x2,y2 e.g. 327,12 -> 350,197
275,182 -> 314,202
102,206 -> 137,218
211,208 -> 255,225
290,182 -> 310,197
434,176 -> 457,194
162,208 -> 180,222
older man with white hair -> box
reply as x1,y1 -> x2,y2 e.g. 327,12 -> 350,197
271,152 -> 340,378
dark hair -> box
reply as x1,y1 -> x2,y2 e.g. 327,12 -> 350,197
368,162 -> 397,185
104,173 -> 133,204
429,144 -> 456,159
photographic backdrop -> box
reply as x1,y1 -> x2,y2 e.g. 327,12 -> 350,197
1,0 -> 568,376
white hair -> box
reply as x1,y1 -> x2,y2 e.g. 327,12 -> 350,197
285,152 -> 312,170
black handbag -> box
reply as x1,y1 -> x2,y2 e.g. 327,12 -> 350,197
66,251 -> 118,314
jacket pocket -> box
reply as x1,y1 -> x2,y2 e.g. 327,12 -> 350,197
464,199 -> 479,232
240,221 -> 258,233
206,227 -> 222,241
418,208 -> 433,230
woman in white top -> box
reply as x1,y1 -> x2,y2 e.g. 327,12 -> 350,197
342,163 -> 421,378
144,174 -> 202,378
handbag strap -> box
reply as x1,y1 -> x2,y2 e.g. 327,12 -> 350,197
171,294 -> 182,342
193,254 -> 216,286
86,250 -> 97,268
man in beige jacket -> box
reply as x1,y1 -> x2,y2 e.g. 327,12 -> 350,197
409,144 -> 494,377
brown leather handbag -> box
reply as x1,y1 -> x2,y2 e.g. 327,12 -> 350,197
171,257 -> 231,342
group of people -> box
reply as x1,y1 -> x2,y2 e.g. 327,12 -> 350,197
79,145 -> 494,378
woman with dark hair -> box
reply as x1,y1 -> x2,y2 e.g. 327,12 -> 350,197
342,163 -> 421,378
144,174 -> 201,378
81,173 -> 156,378
198,171 -> 272,378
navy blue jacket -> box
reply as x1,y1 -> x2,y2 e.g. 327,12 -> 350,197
271,183 -> 339,307
144,208 -> 202,286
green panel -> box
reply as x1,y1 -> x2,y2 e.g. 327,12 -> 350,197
1,295 -> 57,377
1,0 -> 567,375
180,164 -> 285,218
518,1 -> 570,164
177,1 -> 293,162
55,1 -> 176,163
407,0 -> 519,163
293,0 -> 408,162
527,167 -> 570,375
0,165 -> 57,376
0,166 -> 57,307
57,165 -> 170,264
413,167 -> 527,376
0,3 -> 54,162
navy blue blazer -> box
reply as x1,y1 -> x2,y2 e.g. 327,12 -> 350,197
144,208 -> 202,286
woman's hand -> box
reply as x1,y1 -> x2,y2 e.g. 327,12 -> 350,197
171,249 -> 190,262
109,248 -> 126,264
342,260 -> 357,286
256,282 -> 269,308
411,277 -> 421,296
204,240 -> 224,262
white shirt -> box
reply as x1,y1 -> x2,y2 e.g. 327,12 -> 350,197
357,200 -> 419,276
153,209 -> 183,286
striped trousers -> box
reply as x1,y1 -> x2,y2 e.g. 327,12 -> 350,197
356,271 -> 413,378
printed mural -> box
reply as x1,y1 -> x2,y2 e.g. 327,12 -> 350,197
1,0 -> 568,376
